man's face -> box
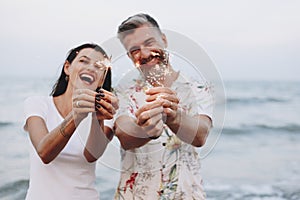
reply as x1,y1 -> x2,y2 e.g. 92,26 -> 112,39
122,25 -> 169,86
122,25 -> 167,67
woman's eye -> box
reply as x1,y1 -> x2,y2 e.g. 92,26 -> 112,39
79,59 -> 89,64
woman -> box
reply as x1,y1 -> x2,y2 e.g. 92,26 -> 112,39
23,43 -> 118,200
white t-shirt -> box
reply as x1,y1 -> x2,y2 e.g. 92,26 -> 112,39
24,96 -> 112,200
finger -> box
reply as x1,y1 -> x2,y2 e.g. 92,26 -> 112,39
135,100 -> 164,117
95,105 -> 114,119
74,90 -> 97,103
96,99 -> 116,115
74,88 -> 97,97
73,107 -> 96,114
73,100 -> 95,109
136,107 -> 163,126
95,89 -> 119,106
142,112 -> 163,127
161,100 -> 178,110
98,93 -> 119,110
163,107 -> 177,119
146,93 -> 179,103
145,87 -> 176,95
145,120 -> 164,138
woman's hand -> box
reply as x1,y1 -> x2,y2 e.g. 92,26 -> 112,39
72,88 -> 98,123
95,89 -> 119,120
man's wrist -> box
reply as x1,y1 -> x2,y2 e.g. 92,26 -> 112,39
166,109 -> 182,126
148,135 -> 160,140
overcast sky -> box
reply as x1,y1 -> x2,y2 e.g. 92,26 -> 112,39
0,0 -> 299,81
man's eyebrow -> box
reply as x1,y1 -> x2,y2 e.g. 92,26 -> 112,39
144,38 -> 155,44
129,38 -> 156,52
129,46 -> 140,52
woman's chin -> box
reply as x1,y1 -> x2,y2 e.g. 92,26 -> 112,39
75,81 -> 97,91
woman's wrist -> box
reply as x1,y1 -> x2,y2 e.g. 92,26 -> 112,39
59,113 -> 76,138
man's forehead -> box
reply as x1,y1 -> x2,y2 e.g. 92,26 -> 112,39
122,26 -> 161,49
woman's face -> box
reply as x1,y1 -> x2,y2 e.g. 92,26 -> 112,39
65,48 -> 108,91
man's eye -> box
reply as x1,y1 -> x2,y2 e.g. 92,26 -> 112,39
145,41 -> 154,47
130,49 -> 140,56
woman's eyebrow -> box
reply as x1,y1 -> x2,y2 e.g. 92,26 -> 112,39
79,55 -> 91,60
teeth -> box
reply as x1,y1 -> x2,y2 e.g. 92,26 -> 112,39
80,74 -> 94,83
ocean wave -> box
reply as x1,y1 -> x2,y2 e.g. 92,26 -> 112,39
255,124 -> 300,133
227,97 -> 288,105
0,179 -> 28,199
0,121 -> 13,128
222,124 -> 300,134
205,183 -> 300,200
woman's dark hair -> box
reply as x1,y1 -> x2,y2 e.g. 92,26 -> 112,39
50,43 -> 112,97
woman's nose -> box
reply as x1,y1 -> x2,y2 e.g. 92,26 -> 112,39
86,63 -> 97,71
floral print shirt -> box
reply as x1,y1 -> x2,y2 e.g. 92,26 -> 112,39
114,69 -> 213,200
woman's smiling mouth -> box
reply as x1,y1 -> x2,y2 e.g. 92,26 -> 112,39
79,73 -> 95,85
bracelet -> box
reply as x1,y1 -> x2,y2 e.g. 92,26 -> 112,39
149,135 -> 160,140
59,126 -> 70,138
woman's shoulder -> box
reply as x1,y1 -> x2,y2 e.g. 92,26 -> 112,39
24,96 -> 53,109
25,95 -> 51,103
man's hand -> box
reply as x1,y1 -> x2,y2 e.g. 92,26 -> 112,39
145,87 -> 180,126
135,99 -> 164,139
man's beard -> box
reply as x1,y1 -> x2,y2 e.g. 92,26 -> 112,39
136,49 -> 169,87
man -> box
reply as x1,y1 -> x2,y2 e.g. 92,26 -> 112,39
114,13 -> 213,199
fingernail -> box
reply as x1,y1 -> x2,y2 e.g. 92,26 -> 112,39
96,103 -> 101,109
95,96 -> 101,101
96,93 -> 105,97
96,88 -> 102,93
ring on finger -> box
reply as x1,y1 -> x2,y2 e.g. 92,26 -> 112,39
76,101 -> 80,107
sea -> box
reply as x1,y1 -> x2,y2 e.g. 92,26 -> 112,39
0,76 -> 299,200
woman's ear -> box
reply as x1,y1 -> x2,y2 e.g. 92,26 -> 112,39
64,61 -> 71,76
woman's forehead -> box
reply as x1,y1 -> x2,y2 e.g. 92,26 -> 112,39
76,48 -> 105,60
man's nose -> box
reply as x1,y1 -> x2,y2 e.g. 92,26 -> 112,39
140,48 -> 151,58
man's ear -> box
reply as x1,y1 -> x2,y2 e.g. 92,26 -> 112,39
64,61 -> 71,76
162,33 -> 168,48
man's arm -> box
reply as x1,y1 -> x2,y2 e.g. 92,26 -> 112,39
146,87 -> 212,147
166,111 -> 212,147
115,115 -> 151,150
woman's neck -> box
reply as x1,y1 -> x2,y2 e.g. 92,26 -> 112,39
53,87 -> 73,118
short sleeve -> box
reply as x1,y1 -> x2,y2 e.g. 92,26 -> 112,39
173,75 -> 214,122
192,81 -> 214,121
24,96 -> 48,129
104,119 -> 114,130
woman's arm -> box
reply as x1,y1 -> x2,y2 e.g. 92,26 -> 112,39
83,89 -> 119,162
26,112 -> 76,164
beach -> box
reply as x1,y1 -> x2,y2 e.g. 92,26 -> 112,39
0,77 -> 299,200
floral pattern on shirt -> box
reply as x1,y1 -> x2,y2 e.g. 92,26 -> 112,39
114,71 -> 213,200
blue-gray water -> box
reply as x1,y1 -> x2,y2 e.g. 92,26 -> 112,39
0,77 -> 300,200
